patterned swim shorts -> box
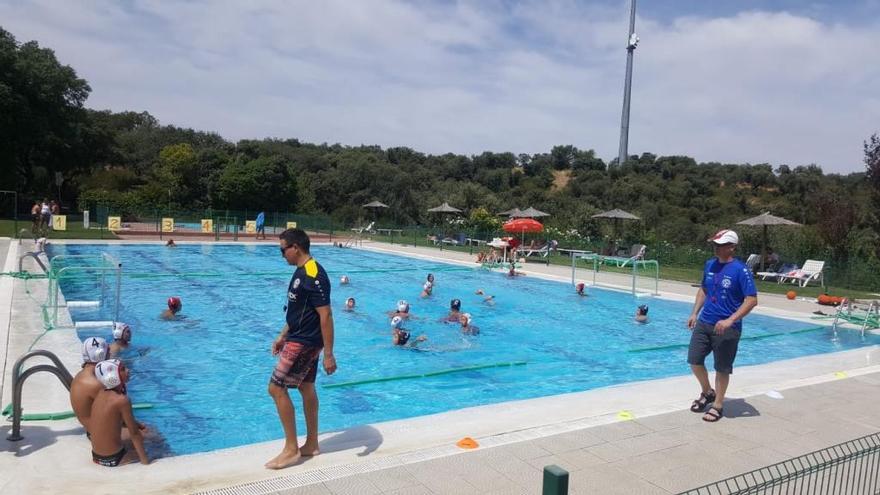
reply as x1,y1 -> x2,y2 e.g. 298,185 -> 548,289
270,342 -> 322,388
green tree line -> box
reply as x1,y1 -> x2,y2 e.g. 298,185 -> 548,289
3,26 -> 880,270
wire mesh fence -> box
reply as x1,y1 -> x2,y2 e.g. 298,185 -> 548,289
679,432 -> 880,495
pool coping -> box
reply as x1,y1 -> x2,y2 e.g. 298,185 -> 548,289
2,238 -> 878,494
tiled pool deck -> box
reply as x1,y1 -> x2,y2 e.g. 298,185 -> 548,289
1,237 -> 877,494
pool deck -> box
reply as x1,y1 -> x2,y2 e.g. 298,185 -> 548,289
1,237 -> 877,495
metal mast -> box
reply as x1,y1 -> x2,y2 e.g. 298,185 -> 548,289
617,0 -> 638,166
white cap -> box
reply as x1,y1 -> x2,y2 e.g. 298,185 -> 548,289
708,229 -> 739,245
81,337 -> 109,363
340,275 -> 350,284
461,313 -> 472,325
391,316 -> 403,328
94,359 -> 123,389
397,300 -> 409,312
112,322 -> 132,343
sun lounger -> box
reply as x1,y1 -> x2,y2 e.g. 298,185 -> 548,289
523,240 -> 558,259
601,244 -> 646,268
777,259 -> 825,287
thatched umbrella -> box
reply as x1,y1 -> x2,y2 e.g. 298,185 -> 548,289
520,206 -> 550,218
737,212 -> 802,271
497,207 -> 524,217
362,200 -> 389,224
591,208 -> 641,243
427,202 -> 462,214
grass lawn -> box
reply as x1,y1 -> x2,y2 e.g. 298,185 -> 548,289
0,220 -> 117,240
366,232 -> 878,300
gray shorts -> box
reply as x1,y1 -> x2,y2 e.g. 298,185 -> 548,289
687,320 -> 742,374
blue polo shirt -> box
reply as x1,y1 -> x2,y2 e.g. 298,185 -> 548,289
285,258 -> 331,346
699,257 -> 757,330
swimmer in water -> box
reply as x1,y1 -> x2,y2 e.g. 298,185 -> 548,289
109,322 -> 132,358
426,273 -> 435,285
420,281 -> 433,298
443,298 -> 462,322
635,304 -> 649,323
391,316 -> 426,347
576,282 -> 587,297
344,297 -> 356,311
474,289 -> 495,305
388,300 -> 412,319
161,297 -> 182,320
459,313 -> 479,335
340,275 -> 350,285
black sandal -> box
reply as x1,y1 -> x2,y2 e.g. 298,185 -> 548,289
702,406 -> 723,422
690,389 -> 716,412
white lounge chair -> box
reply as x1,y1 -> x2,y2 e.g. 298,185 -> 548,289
777,259 -> 825,287
523,240 -> 558,259
744,254 -> 760,271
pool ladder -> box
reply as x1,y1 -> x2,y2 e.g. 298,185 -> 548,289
18,252 -> 48,274
5,350 -> 73,441
830,300 -> 879,338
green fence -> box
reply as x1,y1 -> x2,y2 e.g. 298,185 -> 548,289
680,432 -> 880,494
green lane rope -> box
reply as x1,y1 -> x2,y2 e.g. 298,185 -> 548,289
0,271 -> 47,280
1,403 -> 153,421
628,326 -> 828,353
47,265 -> 473,281
324,361 -> 527,389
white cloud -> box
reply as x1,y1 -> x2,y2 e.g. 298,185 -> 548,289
1,0 -> 877,172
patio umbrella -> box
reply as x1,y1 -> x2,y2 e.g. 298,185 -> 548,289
519,206 -> 550,218
427,202 -> 462,213
591,209 -> 641,246
502,218 -> 544,234
362,200 -> 389,224
736,212 -> 802,271
498,207 -> 524,217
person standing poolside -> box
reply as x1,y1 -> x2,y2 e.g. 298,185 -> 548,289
256,211 -> 266,240
687,229 -> 757,423
267,228 -> 336,470
70,337 -> 110,434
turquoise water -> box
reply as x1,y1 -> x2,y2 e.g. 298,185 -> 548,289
49,244 -> 879,456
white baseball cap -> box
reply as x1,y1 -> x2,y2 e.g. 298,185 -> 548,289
708,229 -> 739,245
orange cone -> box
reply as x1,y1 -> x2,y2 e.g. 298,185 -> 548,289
456,437 -> 479,449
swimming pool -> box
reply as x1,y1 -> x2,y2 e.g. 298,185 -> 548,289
49,243 -> 879,456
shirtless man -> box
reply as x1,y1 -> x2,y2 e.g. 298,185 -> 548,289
387,300 -> 412,320
459,313 -> 479,335
442,299 -> 462,322
70,337 -> 110,433
90,359 -> 149,466
391,316 -> 426,347
109,322 -> 132,358
420,281 -> 433,298
161,296 -> 182,320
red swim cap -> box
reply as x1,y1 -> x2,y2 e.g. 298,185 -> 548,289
168,296 -> 182,311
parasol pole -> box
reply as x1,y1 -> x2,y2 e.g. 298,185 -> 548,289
761,224 -> 768,272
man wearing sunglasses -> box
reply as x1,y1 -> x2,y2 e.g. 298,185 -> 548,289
686,229 -> 757,423
267,228 -> 336,469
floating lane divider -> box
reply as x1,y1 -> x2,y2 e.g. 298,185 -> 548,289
74,320 -> 115,329
324,361 -> 527,389
67,301 -> 101,308
1,403 -> 153,421
628,326 -> 827,353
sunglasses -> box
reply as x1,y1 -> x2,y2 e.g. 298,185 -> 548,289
280,244 -> 296,255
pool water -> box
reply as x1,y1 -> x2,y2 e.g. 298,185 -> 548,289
49,244 -> 879,456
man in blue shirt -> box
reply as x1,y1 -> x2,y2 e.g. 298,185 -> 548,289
266,228 -> 337,469
686,229 -> 757,423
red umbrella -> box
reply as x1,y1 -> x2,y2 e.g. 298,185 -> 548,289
502,218 -> 543,233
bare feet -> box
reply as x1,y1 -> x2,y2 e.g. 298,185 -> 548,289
299,441 -> 320,457
265,448 -> 302,469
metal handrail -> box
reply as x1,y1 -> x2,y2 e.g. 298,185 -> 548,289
6,350 -> 74,441
18,252 -> 48,273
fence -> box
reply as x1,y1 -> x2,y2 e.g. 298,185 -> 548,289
680,432 -> 880,495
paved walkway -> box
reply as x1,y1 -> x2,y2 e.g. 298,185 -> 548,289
219,371 -> 880,495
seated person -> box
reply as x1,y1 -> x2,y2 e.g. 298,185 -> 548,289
420,281 -> 433,298
391,316 -> 426,347
344,297 -> 356,311
70,337 -> 110,434
90,359 -> 149,466
459,313 -> 479,335
161,297 -> 182,320
576,282 -> 587,297
165,239 -> 176,247
340,275 -> 350,285
474,289 -> 495,304
475,251 -> 488,263
442,298 -> 462,322
635,304 -> 649,323
763,248 -> 780,269
486,248 -> 499,263
388,299 -> 412,319
109,322 -> 132,358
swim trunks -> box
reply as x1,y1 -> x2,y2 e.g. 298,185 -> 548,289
92,447 -> 126,467
270,341 -> 322,388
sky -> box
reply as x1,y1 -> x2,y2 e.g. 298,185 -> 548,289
2,0 -> 879,173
